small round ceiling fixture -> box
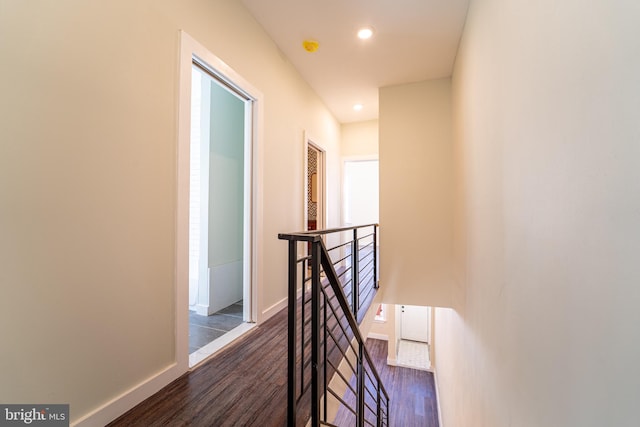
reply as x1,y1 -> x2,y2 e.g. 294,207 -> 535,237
302,39 -> 320,52
357,27 -> 374,40
353,103 -> 364,111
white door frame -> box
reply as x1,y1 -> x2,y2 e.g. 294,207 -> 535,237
177,31 -> 264,372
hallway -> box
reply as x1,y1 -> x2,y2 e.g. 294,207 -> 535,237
108,309 -> 438,426
109,307 -> 289,427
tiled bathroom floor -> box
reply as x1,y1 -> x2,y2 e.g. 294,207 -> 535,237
189,301 -> 243,354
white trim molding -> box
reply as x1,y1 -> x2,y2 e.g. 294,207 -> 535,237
73,364 -> 181,427
367,332 -> 389,341
177,30 -> 265,349
433,368 -> 445,427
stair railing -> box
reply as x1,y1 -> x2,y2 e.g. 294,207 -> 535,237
279,224 -> 389,427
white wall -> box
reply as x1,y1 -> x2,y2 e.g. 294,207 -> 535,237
208,80 -> 245,313
379,79 -> 454,308
341,120 -> 379,228
435,0 -> 640,426
0,0 -> 340,424
341,120 -> 379,158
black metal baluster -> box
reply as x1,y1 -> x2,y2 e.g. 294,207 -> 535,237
287,240 -> 297,427
301,257 -> 306,400
352,228 -> 359,321
323,281 -> 328,422
311,239 -> 321,426
280,225 -> 388,427
357,342 -> 365,427
375,382 -> 380,427
373,225 -> 378,289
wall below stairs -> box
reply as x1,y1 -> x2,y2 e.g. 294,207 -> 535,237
435,0 -> 640,426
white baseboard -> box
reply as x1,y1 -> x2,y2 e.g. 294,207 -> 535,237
367,332 -> 388,341
262,296 -> 287,321
433,368 -> 444,427
261,284 -> 308,322
386,357 -> 397,366
73,363 -> 184,427
194,303 -> 210,316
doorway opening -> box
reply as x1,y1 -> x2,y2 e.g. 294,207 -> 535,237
397,304 -> 432,371
343,158 -> 379,274
187,62 -> 251,366
342,159 -> 379,228
305,141 -> 325,234
178,32 -> 263,370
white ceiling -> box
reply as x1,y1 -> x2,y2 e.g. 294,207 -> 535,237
242,0 -> 469,123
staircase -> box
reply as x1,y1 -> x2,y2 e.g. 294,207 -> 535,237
279,224 -> 389,427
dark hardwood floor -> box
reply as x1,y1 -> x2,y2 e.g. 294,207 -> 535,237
369,339 -> 439,427
108,308 -> 289,427
108,312 -> 438,427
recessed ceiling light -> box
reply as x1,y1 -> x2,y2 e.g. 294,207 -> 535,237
357,27 -> 374,40
353,104 -> 364,111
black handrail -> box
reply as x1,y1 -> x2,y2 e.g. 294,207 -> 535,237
281,222 -> 379,237
280,223 -> 379,322
279,224 -> 389,427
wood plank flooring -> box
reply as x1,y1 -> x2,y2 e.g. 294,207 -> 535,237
365,339 -> 439,427
108,312 -> 439,427
108,308 -> 289,427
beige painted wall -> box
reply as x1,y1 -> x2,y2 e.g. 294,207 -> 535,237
435,0 -> 640,426
0,0 -> 340,423
341,119 -> 379,158
379,79 -> 454,307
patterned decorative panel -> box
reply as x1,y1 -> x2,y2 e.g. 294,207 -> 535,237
307,147 -> 318,221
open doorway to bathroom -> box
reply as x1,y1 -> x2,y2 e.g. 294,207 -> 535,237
178,32 -> 263,371
187,57 -> 253,367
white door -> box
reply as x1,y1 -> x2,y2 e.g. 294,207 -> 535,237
400,305 -> 430,343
